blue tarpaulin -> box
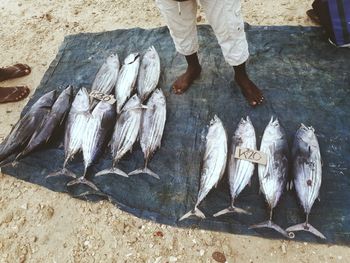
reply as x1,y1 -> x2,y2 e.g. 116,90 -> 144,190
3,25 -> 350,244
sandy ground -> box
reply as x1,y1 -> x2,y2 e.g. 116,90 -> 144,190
0,0 -> 349,262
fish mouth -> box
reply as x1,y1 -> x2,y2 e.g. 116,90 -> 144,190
269,116 -> 280,127
300,123 -> 315,132
210,115 -> 221,126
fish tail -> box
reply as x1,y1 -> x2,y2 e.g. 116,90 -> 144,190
95,167 -> 129,178
67,177 -> 100,192
249,220 -> 291,238
46,168 -> 77,179
213,205 -> 252,217
128,166 -> 160,179
286,222 -> 326,240
179,207 -> 206,221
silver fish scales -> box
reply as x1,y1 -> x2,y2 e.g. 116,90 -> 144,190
250,117 -> 290,238
128,89 -> 166,179
0,90 -> 56,166
96,94 -> 143,178
137,46 -> 160,102
16,85 -> 73,160
286,124 -> 326,239
214,116 -> 256,217
46,88 -> 90,179
90,54 -> 120,109
67,100 -> 116,191
179,115 -> 228,221
115,53 -> 140,113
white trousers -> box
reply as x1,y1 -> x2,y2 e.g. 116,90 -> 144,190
156,0 -> 249,66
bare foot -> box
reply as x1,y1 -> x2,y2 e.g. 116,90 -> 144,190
173,65 -> 202,94
0,86 -> 30,103
235,75 -> 264,106
0,64 -> 31,82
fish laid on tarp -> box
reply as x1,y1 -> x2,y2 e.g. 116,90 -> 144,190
91,54 -> 120,108
0,90 -> 56,165
96,94 -> 143,178
214,116 -> 256,217
250,117 -> 290,238
128,89 -> 166,179
115,53 -> 140,113
46,88 -> 90,179
286,124 -> 326,239
137,46 -> 160,102
16,86 -> 73,160
67,100 -> 116,191
179,115 -> 228,221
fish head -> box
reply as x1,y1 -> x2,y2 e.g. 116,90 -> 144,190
123,94 -> 141,111
32,90 -> 56,109
106,53 -> 120,67
236,116 -> 255,137
93,100 -> 114,114
296,123 -> 318,145
124,53 -> 140,65
63,85 -> 74,99
264,116 -> 285,138
72,88 -> 90,112
144,46 -> 159,61
149,89 -> 166,106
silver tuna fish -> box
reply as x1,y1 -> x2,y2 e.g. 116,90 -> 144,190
96,94 -> 143,178
214,116 -> 256,217
67,100 -> 116,191
16,86 -> 73,160
91,54 -> 120,108
46,88 -> 90,179
250,117 -> 290,238
115,53 -> 140,113
128,89 -> 166,179
286,124 -> 326,239
137,46 -> 160,102
179,115 -> 228,221
0,90 -> 56,165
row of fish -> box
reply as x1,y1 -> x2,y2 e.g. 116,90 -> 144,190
0,46 -> 167,191
90,46 -> 160,113
180,116 -> 325,240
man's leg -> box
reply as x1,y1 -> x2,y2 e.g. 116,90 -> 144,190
201,0 -> 264,106
156,0 -> 201,94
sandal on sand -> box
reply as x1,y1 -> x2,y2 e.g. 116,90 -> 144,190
0,64 -> 31,82
0,86 -> 30,103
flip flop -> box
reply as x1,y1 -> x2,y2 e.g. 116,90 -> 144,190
0,86 -> 30,103
0,64 -> 31,82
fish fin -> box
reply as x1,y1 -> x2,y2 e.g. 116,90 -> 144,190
286,222 -> 326,240
128,167 -> 160,179
249,220 -> 290,238
213,206 -> 251,217
46,168 -> 77,179
179,207 -> 206,221
95,167 -> 129,178
67,177 -> 100,192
